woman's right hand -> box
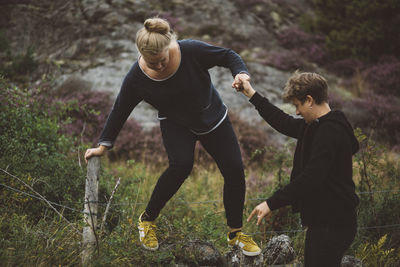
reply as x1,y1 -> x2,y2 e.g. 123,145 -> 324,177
85,145 -> 107,164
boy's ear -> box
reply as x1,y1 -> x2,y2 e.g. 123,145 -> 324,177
306,95 -> 314,105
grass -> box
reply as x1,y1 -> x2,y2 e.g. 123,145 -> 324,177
2,139 -> 399,266
89,158 -> 307,265
87,158 -> 304,266
0,156 -> 304,266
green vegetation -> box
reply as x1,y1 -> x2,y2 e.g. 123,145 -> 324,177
355,234 -> 400,267
1,76 -> 399,266
1,0 -> 399,265
0,77 -> 86,221
352,129 -> 400,253
0,31 -> 38,83
307,0 -> 400,61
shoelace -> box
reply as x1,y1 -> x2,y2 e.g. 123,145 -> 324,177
238,233 -> 255,245
144,224 -> 157,242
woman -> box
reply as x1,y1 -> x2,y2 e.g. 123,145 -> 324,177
85,17 -> 261,256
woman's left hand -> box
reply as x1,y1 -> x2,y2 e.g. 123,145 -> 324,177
232,73 -> 250,91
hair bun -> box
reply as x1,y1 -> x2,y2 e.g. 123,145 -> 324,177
144,18 -> 170,34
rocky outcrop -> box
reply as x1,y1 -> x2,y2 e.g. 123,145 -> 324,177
1,0 -> 307,70
167,236 -> 362,267
225,246 -> 264,267
157,235 -> 298,266
159,239 -> 226,266
341,255 -> 364,267
264,235 -> 296,265
0,0 -> 309,135
225,234 -> 298,267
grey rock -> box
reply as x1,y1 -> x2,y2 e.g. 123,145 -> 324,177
341,255 -> 363,267
264,235 -> 296,265
160,239 -> 225,266
80,0 -> 112,22
225,246 -> 264,267
181,240 -> 225,266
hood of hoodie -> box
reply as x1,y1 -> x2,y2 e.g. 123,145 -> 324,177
316,110 -> 359,155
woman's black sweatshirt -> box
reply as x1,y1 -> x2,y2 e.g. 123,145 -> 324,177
250,92 -> 360,227
98,39 -> 248,148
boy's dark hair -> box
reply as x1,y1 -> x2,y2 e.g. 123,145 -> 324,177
283,70 -> 328,104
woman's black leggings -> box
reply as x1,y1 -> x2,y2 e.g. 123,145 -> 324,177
144,116 -> 245,228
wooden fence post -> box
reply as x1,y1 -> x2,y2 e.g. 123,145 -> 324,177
82,156 -> 100,265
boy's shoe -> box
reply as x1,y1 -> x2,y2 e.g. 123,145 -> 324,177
227,231 -> 261,256
138,212 -> 159,251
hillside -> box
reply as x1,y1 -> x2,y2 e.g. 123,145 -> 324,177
1,1 -> 400,266
1,0 -> 313,133
5,0 -> 398,147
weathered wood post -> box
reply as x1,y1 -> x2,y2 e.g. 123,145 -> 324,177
82,156 -> 100,265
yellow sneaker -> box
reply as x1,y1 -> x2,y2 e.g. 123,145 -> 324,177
227,231 -> 261,256
138,212 -> 159,251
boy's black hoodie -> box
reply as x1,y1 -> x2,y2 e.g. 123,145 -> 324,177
250,92 -> 359,227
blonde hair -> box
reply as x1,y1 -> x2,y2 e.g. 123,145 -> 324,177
283,70 -> 328,104
135,17 -> 177,55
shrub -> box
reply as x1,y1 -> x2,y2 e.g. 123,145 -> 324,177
245,142 -> 302,234
262,49 -> 306,71
0,31 -> 38,82
364,56 -> 400,97
0,77 -> 86,220
355,235 -> 400,267
327,91 -> 346,110
8,47 -> 38,75
44,77 -> 160,164
257,26 -> 328,70
229,112 -> 278,166
108,120 -> 166,164
278,25 -> 327,64
326,58 -> 366,77
232,0 -> 265,10
352,129 -> 400,252
1,76 -> 120,240
0,30 -> 9,52
310,0 -> 400,61
0,48 -> 38,82
48,76 -> 113,146
109,111 -> 280,168
350,92 -> 400,148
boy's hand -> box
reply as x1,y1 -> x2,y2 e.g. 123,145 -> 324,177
236,77 -> 256,98
232,73 -> 250,91
247,201 -> 271,226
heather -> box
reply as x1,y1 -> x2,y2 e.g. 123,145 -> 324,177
277,25 -> 327,65
1,75 -> 400,265
364,56 -> 400,97
18,76 -> 278,168
350,92 -> 400,150
1,0 -> 400,265
308,0 -> 400,62
262,1 -> 400,150
0,78 -> 86,221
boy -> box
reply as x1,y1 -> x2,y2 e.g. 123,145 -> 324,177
237,71 -> 359,266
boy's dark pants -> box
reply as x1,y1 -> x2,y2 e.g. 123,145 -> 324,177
305,225 -> 357,267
